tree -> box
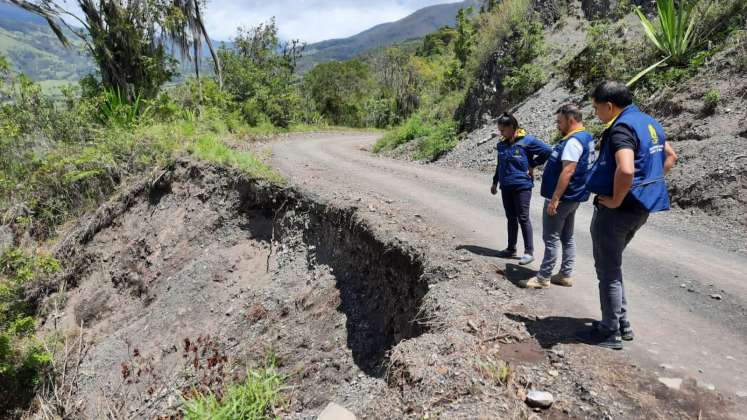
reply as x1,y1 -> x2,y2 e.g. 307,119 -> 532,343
219,19 -> 305,127
454,7 -> 475,69
303,60 -> 373,127
9,0 -> 223,99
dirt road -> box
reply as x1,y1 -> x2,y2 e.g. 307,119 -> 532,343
271,132 -> 747,401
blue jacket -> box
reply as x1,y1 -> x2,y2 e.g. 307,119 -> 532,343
493,130 -> 552,191
540,130 -> 595,202
586,104 -> 670,212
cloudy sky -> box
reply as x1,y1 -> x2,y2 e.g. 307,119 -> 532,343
201,0 -> 457,43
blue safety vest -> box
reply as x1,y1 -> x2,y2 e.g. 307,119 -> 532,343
540,130 -> 595,202
586,105 -> 670,212
494,132 -> 551,191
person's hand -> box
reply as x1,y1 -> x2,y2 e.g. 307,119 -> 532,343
490,184 -> 498,195
547,199 -> 559,216
597,195 -> 621,209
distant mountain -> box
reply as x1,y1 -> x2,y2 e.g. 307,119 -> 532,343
0,1 -> 94,90
298,0 -> 481,71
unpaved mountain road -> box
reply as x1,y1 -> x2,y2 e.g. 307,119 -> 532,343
271,132 -> 747,403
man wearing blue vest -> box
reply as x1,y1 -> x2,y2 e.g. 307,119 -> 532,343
521,104 -> 594,289
490,113 -> 552,265
577,81 -> 677,349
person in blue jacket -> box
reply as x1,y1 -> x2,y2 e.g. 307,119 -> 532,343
577,81 -> 677,350
490,113 -> 552,266
522,104 -> 595,289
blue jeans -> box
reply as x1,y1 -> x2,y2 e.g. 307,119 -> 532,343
500,188 -> 534,255
538,200 -> 579,279
590,204 -> 649,332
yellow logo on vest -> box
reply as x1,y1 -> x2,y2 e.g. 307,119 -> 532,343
648,124 -> 659,144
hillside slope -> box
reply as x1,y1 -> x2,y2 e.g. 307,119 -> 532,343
0,2 -> 93,88
298,0 -> 480,71
385,1 -> 747,244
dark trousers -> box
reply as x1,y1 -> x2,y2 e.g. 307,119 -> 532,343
501,188 -> 534,255
590,205 -> 649,331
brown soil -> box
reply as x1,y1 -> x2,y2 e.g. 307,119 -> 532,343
33,156 -> 743,419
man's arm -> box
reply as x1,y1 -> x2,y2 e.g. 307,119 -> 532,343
598,149 -> 634,208
528,139 -> 553,166
664,142 -> 677,174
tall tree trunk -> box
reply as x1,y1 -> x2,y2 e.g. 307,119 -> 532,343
195,2 -> 223,89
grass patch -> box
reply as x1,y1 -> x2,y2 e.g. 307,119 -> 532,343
183,367 -> 284,420
187,134 -> 283,183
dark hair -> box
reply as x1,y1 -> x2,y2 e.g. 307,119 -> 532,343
556,103 -> 583,122
496,112 -> 519,129
590,81 -> 633,108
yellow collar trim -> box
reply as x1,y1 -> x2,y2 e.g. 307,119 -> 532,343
562,127 -> 586,140
514,128 -> 527,139
604,111 -> 623,129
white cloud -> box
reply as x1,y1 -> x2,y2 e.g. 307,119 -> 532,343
203,0 -> 456,42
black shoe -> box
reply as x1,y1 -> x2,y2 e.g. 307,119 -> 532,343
576,326 -> 623,350
495,248 -> 517,258
592,320 -> 634,341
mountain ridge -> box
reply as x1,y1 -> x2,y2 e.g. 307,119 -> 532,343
299,0 -> 480,70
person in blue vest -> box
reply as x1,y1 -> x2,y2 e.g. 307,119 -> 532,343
576,81 -> 677,350
490,113 -> 552,265
521,104 -> 595,289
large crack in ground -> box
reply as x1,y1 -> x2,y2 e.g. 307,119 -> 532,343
44,159 -> 432,418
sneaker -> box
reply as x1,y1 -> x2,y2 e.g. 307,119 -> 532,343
592,320 -> 634,341
576,326 -> 623,350
518,254 -> 534,265
550,273 -> 574,287
495,248 -> 517,258
519,276 -> 550,289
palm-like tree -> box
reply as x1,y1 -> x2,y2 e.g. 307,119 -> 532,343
9,0 -> 223,97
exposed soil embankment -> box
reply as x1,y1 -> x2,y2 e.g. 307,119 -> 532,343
43,160 -> 431,418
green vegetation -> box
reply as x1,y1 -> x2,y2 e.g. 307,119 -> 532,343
303,59 -> 374,127
183,366 -> 284,420
627,0 -> 747,87
565,22 -> 637,92
0,248 -> 59,415
373,115 -> 458,161
220,19 -> 305,128
629,0 -> 704,84
703,89 -> 721,113
188,134 -> 283,183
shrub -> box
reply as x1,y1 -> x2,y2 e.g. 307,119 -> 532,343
502,63 -> 546,103
629,0 -> 704,85
470,0 -> 532,71
372,115 -> 432,152
373,115 -> 458,161
415,120 -> 458,161
702,89 -> 721,113
0,248 -> 59,414
565,23 -> 635,92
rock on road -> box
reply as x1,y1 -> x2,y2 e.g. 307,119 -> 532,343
271,132 -> 747,401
